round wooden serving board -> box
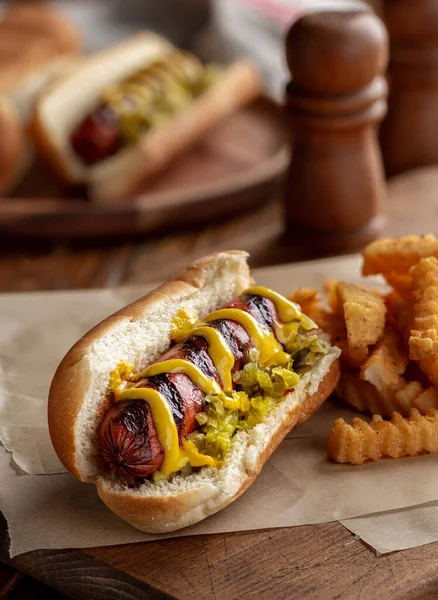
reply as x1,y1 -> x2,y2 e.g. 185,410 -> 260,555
1,97 -> 288,240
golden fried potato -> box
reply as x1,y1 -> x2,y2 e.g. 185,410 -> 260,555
327,408 -> 438,465
360,330 -> 408,393
357,332 -> 434,416
336,369 -> 390,415
316,311 -> 369,369
337,367 -> 431,418
287,289 -> 364,366
383,272 -> 412,293
324,279 -> 341,314
414,387 -> 438,412
409,257 -> 438,386
337,343 -> 369,370
395,381 -> 424,415
337,282 -> 386,349
362,234 -> 438,276
385,293 -> 413,345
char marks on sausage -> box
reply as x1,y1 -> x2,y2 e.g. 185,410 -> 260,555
136,373 -> 204,439
208,319 -> 251,373
159,335 -> 220,383
227,295 -> 278,332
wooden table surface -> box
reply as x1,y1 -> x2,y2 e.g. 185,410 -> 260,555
1,166 -> 438,600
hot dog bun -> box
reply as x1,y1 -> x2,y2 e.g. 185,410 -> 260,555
48,252 -> 340,533
0,3 -> 81,196
31,33 -> 263,205
0,3 -> 81,119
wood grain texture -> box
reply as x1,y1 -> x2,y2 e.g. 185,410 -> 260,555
3,522 -> 438,599
0,567 -> 69,600
85,525 -> 438,599
1,167 -> 438,292
0,244 -> 134,291
1,166 -> 438,599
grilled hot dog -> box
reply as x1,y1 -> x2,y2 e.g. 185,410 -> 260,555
32,34 -> 263,204
99,295 -> 279,479
71,51 -> 210,165
48,251 -> 341,534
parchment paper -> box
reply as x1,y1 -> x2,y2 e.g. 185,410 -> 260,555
2,256 -> 438,557
0,286 -> 152,475
341,503 -> 438,555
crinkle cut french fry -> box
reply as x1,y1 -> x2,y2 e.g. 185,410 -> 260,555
287,290 -> 368,369
318,312 -> 368,369
338,367 -> 438,418
336,370 -> 392,416
327,408 -> 438,465
409,257 -> 438,386
360,331 -> 408,395
396,381 -> 424,415
362,234 -> 438,276
383,272 -> 412,293
358,331 -> 438,416
337,282 -> 386,350
414,387 -> 438,412
385,292 -> 413,345
324,279 -> 341,314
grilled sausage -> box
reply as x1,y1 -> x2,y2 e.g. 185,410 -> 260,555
70,105 -> 121,165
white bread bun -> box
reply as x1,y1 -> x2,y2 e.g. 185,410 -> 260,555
0,3 -> 81,194
0,3 -> 81,120
31,33 -> 263,205
48,251 -> 340,533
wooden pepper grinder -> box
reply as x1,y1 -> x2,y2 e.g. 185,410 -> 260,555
380,0 -> 438,176
284,8 -> 389,254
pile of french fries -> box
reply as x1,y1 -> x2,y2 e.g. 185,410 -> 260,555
290,234 -> 438,465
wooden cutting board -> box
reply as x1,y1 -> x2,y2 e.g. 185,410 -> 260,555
3,513 -> 438,600
1,97 -> 288,240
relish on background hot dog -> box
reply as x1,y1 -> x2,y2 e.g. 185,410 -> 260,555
31,33 -> 263,205
48,251 -> 340,533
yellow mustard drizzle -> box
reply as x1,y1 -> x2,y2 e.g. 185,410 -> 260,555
136,359 -> 222,395
245,286 -> 317,331
108,286 -> 314,476
189,326 -> 234,392
245,286 -> 301,321
204,309 -> 290,367
170,308 -> 235,392
245,285 -> 316,347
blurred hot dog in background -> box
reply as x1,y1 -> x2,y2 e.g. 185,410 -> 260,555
0,1 -> 81,195
0,0 -> 378,201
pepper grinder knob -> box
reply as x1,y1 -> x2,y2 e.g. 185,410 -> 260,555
284,8 -> 389,255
